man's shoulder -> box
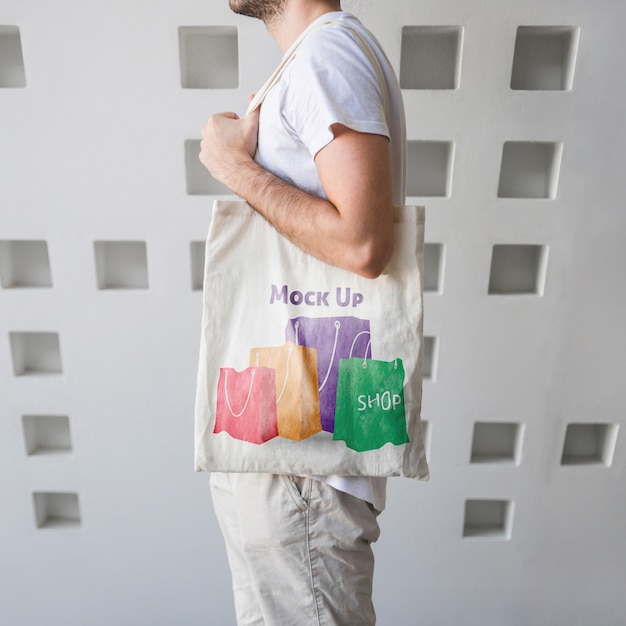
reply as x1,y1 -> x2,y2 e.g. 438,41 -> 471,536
297,15 -> 373,63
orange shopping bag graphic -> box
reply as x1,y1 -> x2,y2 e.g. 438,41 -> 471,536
250,342 -> 322,441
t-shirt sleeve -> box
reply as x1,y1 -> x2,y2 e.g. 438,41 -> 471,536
280,27 -> 390,159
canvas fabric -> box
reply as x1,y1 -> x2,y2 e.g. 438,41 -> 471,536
195,201 -> 428,479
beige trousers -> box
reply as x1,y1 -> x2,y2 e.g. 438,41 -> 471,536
210,473 -> 381,626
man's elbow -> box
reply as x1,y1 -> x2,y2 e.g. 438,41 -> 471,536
350,239 -> 394,279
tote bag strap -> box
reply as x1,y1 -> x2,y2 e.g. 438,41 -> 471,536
246,19 -> 390,120
245,20 -> 332,116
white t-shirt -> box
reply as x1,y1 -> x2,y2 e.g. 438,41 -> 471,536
255,12 -> 407,512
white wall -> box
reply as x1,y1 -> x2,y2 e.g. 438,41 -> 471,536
1,1 -> 624,624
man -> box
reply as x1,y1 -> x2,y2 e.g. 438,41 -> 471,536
199,1 -> 406,623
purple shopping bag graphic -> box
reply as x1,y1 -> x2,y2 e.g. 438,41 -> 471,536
285,316 -> 371,432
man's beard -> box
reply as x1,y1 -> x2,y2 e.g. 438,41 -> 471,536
229,0 -> 286,24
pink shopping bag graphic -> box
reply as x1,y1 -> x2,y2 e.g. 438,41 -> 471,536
214,366 -> 279,444
285,316 -> 371,433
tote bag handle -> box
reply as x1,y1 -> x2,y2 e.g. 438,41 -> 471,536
246,19 -> 390,119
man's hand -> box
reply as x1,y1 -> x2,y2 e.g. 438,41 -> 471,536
199,108 -> 260,191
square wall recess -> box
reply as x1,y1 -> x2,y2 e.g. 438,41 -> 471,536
179,26 -> 238,89
33,492 -> 81,530
511,26 -> 580,91
10,332 -> 62,376
185,139 -> 233,195
463,499 -> 514,540
0,240 -> 52,288
471,422 -> 523,465
400,26 -> 463,89
498,141 -> 563,199
561,423 -> 619,467
190,241 -> 205,291
488,244 -> 549,295
94,241 -> 148,289
424,243 -> 445,293
407,141 -> 454,197
0,25 -> 26,88
423,336 -> 438,381
23,415 -> 72,456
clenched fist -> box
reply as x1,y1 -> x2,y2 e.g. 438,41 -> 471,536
199,106 -> 260,192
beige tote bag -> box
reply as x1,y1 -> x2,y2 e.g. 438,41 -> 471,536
194,20 -> 429,479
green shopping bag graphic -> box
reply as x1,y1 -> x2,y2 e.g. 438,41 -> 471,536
333,357 -> 409,452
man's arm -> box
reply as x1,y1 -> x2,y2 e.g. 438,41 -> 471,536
199,109 -> 394,279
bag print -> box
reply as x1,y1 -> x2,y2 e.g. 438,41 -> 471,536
250,342 -> 322,441
214,366 -> 279,445
333,357 -> 409,452
285,316 -> 371,433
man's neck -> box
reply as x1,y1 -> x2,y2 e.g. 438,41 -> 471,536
268,0 -> 341,53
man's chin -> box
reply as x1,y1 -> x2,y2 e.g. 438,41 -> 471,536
229,0 -> 285,23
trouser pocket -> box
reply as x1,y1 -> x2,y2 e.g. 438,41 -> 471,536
281,475 -> 311,512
